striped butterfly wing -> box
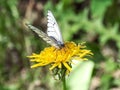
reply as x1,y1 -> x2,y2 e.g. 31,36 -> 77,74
26,24 -> 59,48
47,10 -> 64,46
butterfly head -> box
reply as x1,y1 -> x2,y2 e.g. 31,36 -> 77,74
57,41 -> 64,49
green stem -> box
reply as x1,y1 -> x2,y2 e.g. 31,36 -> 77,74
62,76 -> 67,90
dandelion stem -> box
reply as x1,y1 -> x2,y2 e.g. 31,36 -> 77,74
62,76 -> 67,90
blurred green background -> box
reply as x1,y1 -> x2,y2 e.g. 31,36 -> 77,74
0,0 -> 120,90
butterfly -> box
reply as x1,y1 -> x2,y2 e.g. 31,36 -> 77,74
26,10 -> 64,49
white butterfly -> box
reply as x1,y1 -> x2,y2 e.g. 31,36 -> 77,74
26,10 -> 64,49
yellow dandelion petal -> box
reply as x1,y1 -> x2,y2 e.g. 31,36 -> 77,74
58,63 -> 62,68
49,63 -> 59,70
63,62 -> 72,72
28,41 -> 93,75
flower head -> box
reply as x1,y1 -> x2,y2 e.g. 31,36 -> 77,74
28,42 -> 93,79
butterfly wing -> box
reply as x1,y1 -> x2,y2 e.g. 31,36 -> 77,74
26,24 -> 59,48
47,10 -> 64,46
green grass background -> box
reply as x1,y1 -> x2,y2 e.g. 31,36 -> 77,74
0,0 -> 120,90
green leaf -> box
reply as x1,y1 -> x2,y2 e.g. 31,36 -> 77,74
67,61 -> 94,90
91,0 -> 113,19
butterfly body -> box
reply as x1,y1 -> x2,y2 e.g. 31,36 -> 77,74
49,36 -> 64,48
26,10 -> 64,49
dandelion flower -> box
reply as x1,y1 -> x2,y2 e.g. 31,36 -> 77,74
28,42 -> 93,76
